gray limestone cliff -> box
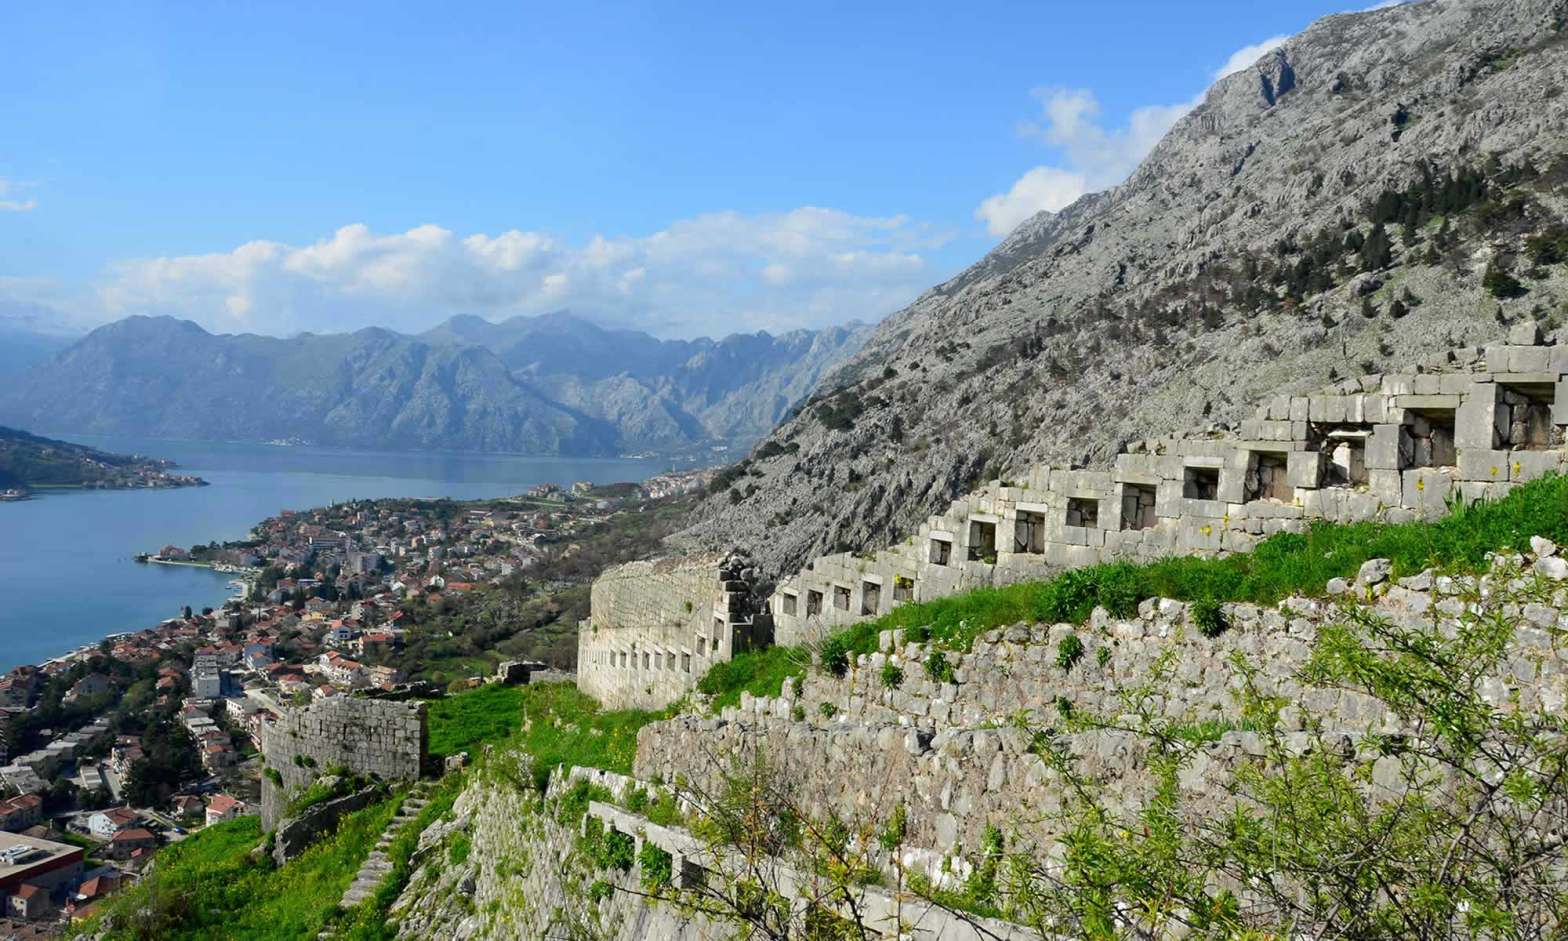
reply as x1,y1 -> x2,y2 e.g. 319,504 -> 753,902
677,0 -> 1568,578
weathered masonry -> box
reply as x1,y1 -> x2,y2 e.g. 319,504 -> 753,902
259,697 -> 426,829
771,323 -> 1568,645
576,550 -> 772,709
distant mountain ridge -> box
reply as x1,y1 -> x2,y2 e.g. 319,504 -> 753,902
0,313 -> 870,456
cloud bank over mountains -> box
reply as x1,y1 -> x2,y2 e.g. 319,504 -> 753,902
89,208 -> 949,339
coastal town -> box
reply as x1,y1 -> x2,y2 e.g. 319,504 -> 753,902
0,466 -> 712,933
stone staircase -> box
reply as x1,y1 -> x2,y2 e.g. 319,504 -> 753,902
338,782 -> 433,910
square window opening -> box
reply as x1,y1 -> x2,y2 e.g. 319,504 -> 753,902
1498,384 -> 1558,451
1183,466 -> 1219,500
806,590 -> 823,616
781,592 -> 798,616
1406,409 -> 1457,467
967,520 -> 997,563
833,585 -> 852,611
1065,498 -> 1100,528
860,580 -> 881,616
892,575 -> 915,603
1120,483 -> 1157,530
1244,452 -> 1292,503
929,538 -> 952,566
1013,511 -> 1046,553
1322,431 -> 1369,488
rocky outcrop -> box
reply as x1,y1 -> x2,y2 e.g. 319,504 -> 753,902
680,0 -> 1568,578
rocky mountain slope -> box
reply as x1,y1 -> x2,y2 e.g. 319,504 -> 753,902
0,313 -> 868,456
677,0 -> 1568,578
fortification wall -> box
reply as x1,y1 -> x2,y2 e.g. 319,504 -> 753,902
259,697 -> 426,829
637,549 -> 1568,870
770,323 -> 1568,645
578,550 -> 771,709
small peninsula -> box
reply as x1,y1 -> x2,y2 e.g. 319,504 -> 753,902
0,425 -> 206,500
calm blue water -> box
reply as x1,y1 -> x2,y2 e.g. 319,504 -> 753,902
0,436 -> 677,671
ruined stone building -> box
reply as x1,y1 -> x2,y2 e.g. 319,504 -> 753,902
574,324 -> 1568,707
576,550 -> 772,709
768,323 -> 1567,645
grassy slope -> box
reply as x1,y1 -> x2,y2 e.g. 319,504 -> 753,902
85,796 -> 400,940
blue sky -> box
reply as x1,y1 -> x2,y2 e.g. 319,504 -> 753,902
0,0 -> 1383,339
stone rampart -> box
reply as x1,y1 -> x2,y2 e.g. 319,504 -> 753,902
259,697 -> 426,830
577,550 -> 772,709
770,323 -> 1568,645
637,549 -> 1568,869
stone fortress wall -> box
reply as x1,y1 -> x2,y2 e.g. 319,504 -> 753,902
259,696 -> 426,829
637,545 -> 1568,889
577,550 -> 773,709
769,322 -> 1568,645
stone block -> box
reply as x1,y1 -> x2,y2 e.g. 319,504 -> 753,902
1455,389 -> 1499,450
1510,450 -> 1561,483
1510,346 -> 1551,373
1485,345 -> 1511,373
1365,424 -> 1402,470
1555,379 -> 1568,426
1289,397 -> 1309,422
1401,469 -> 1454,516
1509,320 -> 1544,346
1370,466 -> 1404,506
1439,374 -> 1473,396
1456,449 -> 1509,482
1286,451 -> 1321,489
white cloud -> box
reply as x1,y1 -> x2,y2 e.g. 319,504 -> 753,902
0,179 -> 37,213
94,208 -> 951,338
976,34 -> 1296,237
1214,36 -> 1287,81
974,167 -> 1089,238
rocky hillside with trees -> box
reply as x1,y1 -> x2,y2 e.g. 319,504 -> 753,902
0,425 -> 203,493
678,0 -> 1568,577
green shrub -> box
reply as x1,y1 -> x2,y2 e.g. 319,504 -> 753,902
583,817 -> 635,872
1056,634 -> 1085,671
696,646 -> 806,711
820,636 -> 851,677
1191,598 -> 1227,638
879,663 -> 905,689
819,702 -> 838,718
638,842 -> 673,890
791,704 -> 806,722
923,650 -> 955,683
1096,646 -> 1112,668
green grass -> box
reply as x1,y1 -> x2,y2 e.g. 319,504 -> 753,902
85,795 -> 401,940
426,683 -> 527,760
803,474 -> 1568,659
507,683 -> 668,789
428,682 -> 669,790
696,645 -> 810,710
